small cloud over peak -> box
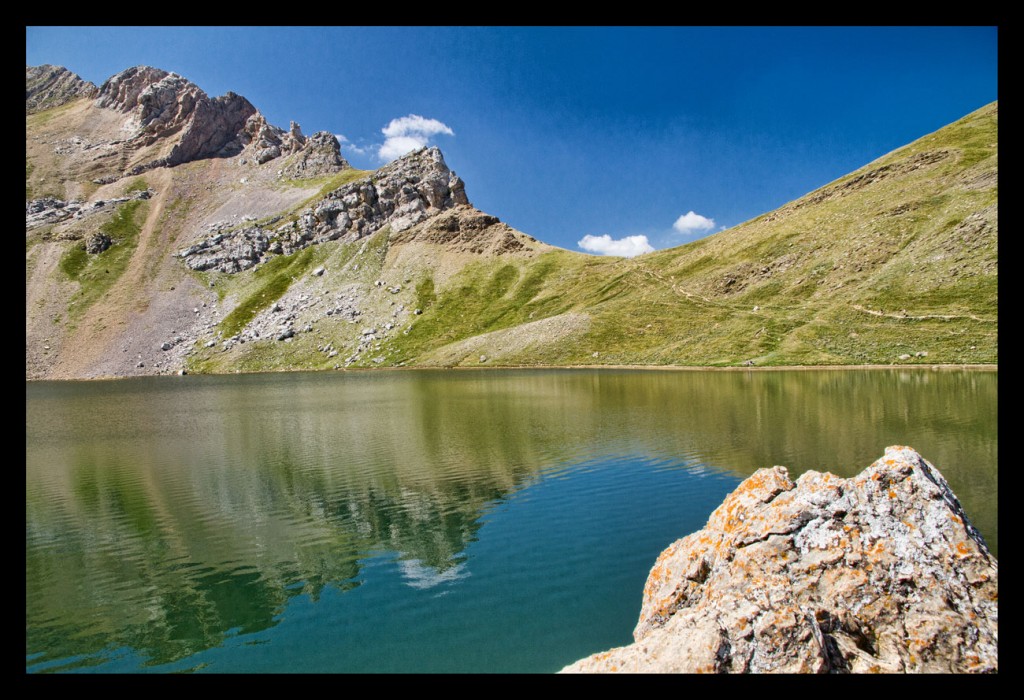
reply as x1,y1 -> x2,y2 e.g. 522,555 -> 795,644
672,211 -> 716,236
381,115 -> 454,140
379,114 -> 454,161
578,234 -> 654,258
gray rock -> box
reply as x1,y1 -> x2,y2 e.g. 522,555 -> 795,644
281,131 -> 350,179
312,266 -> 325,276
85,233 -> 112,254
898,353 -> 912,361
160,341 -> 173,351
179,147 -> 469,274
25,196 -> 85,228
561,447 -> 997,674
255,145 -> 281,164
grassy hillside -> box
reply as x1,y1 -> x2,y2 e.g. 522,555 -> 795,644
197,103 -> 995,372
27,100 -> 997,378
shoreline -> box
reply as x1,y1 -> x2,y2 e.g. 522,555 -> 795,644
26,362 -> 999,382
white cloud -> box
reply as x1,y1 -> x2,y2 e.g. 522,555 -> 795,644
379,135 -> 426,161
378,114 -> 454,161
672,211 -> 716,236
578,234 -> 654,258
381,115 -> 454,139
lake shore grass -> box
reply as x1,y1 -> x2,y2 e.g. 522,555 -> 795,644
25,363 -> 998,382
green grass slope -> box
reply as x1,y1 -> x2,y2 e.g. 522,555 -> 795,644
189,102 -> 996,372
27,99 -> 996,377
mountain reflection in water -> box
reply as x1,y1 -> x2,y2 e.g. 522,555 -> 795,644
26,368 -> 996,672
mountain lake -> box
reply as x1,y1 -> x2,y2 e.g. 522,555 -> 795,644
26,368 -> 997,673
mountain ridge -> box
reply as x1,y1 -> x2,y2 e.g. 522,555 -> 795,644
25,65 -> 997,379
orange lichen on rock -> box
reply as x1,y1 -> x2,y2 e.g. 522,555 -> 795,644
561,447 -> 997,674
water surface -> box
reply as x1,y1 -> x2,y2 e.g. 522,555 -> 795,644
26,368 -> 997,673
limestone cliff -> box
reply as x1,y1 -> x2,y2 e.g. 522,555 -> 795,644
561,446 -> 997,673
95,66 -> 255,174
179,146 -> 467,273
62,65 -> 347,180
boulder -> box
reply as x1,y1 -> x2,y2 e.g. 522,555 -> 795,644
85,232 -> 111,254
561,446 -> 997,673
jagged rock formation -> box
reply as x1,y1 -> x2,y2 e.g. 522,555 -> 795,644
280,130 -> 350,178
241,113 -> 305,165
96,66 -> 258,173
26,65 -> 97,113
74,66 -> 350,181
179,146 -> 467,273
240,115 -> 349,175
561,446 -> 997,673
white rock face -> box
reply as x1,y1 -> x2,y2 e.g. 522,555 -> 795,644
561,446 -> 997,673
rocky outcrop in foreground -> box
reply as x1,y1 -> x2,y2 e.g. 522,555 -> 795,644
562,446 -> 997,673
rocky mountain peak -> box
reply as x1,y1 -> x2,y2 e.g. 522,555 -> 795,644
94,66 -> 257,171
26,64 -> 98,113
373,146 -> 469,217
95,65 -> 177,113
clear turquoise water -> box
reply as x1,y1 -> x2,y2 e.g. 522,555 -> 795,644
25,368 -> 997,673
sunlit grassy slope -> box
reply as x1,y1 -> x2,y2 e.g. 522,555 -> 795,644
195,102 -> 995,372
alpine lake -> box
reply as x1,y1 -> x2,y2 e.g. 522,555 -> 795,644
26,367 -> 997,673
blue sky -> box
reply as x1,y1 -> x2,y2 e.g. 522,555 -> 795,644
26,26 -> 997,256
